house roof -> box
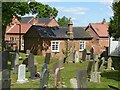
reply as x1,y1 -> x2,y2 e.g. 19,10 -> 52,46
24,25 -> 92,40
37,18 -> 52,24
21,17 -> 34,23
6,24 -> 31,34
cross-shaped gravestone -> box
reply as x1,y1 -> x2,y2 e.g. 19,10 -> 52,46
54,68 -> 60,87
74,51 -> 79,63
2,69 -> 11,89
44,53 -> 51,64
40,69 -> 49,89
76,69 -> 88,89
17,64 -> 28,83
87,60 -> 94,76
28,53 -> 34,71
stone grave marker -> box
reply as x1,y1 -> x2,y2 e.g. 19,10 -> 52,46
2,69 -> 11,89
28,53 -> 34,71
82,49 -> 87,61
44,53 -> 51,64
90,47 -> 94,60
40,69 -> 49,89
74,51 -> 79,63
98,57 -> 105,72
90,72 -> 101,83
26,49 -> 30,55
68,51 -> 74,63
87,60 -> 94,76
2,51 -> 9,70
54,68 -> 60,87
76,69 -> 88,89
17,64 -> 28,83
14,52 -> 19,74
30,65 -> 36,79
107,57 -> 112,70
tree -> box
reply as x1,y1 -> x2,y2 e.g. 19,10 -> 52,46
29,2 -> 58,18
57,16 -> 69,27
108,1 -> 120,38
2,2 -> 58,51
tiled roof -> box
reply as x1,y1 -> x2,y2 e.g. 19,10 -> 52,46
90,23 -> 109,37
24,25 -> 92,40
21,17 -> 34,23
6,24 -> 31,34
37,18 -> 52,24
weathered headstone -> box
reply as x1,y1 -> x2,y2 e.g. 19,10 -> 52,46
44,53 -> 51,64
68,51 -> 74,63
54,68 -> 60,87
14,53 -> 19,74
2,51 -> 9,70
30,65 -> 36,79
74,51 -> 79,63
98,57 -> 105,72
70,78 -> 77,88
17,64 -> 28,83
82,49 -> 87,61
28,53 -> 34,71
40,69 -> 49,89
2,69 -> 11,89
90,72 -> 101,83
107,57 -> 112,70
87,60 -> 94,76
26,49 -> 30,55
76,69 -> 88,89
90,47 -> 94,60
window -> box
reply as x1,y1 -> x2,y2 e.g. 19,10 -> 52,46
80,40 -> 86,51
51,41 -> 60,52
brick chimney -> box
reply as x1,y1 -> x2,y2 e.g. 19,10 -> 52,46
67,18 -> 73,39
101,18 -> 106,24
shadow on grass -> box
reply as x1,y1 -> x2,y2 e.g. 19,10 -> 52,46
101,70 -> 120,81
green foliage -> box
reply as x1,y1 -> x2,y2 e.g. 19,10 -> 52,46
62,39 -> 70,59
29,2 -> 58,18
58,16 -> 69,27
108,1 -> 120,38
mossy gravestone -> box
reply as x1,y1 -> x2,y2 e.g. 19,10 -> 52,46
82,49 -> 87,61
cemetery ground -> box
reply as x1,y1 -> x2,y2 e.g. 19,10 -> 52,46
8,52 -> 119,89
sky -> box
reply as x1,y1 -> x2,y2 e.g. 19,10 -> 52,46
27,0 -> 114,26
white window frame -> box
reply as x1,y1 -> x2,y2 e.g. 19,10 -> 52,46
51,41 -> 60,52
79,40 -> 86,51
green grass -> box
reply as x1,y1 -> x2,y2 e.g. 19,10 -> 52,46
9,52 -> 120,89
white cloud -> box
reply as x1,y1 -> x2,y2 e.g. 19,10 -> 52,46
56,7 -> 89,15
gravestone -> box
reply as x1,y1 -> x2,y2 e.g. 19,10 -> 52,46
28,53 -> 34,71
107,57 -> 112,70
2,51 -> 9,70
82,49 -> 87,61
70,78 -> 77,88
42,63 -> 47,72
40,69 -> 49,89
68,51 -> 74,63
53,62 -> 59,74
14,53 -> 19,74
90,72 -> 101,83
74,51 -> 79,63
17,64 -> 28,83
87,60 -> 94,76
54,68 -> 60,87
90,47 -> 94,60
2,69 -> 11,89
44,53 -> 51,64
30,65 -> 36,79
76,69 -> 88,89
26,49 -> 30,55
98,57 -> 105,72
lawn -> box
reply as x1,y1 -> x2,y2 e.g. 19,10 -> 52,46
9,52 -> 120,89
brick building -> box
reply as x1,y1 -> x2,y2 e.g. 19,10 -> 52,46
85,19 -> 109,55
23,18 -> 92,58
5,16 -> 59,51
